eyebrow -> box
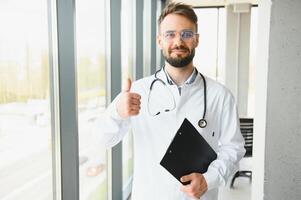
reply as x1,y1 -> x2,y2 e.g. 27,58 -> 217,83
164,29 -> 194,32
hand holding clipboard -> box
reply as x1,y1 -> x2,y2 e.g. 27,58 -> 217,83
160,118 -> 217,185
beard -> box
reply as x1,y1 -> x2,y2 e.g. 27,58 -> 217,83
163,46 -> 195,68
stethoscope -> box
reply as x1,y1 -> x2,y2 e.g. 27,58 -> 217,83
148,67 -> 208,128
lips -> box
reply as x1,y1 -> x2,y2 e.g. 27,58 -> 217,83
172,49 -> 187,53
170,47 -> 189,54
170,49 -> 189,56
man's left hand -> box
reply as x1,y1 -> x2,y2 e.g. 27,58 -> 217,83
180,173 -> 208,199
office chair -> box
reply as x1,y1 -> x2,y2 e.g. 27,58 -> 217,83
230,118 -> 253,188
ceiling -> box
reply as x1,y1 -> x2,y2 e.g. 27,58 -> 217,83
170,0 -> 258,7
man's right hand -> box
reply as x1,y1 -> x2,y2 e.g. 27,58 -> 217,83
116,78 -> 141,118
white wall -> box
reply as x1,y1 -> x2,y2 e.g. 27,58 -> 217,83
253,0 -> 301,199
225,5 -> 251,117
252,0 -> 271,199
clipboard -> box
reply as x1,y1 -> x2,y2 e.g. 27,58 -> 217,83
160,118 -> 217,185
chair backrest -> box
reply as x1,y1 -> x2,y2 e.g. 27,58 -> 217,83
240,118 -> 253,157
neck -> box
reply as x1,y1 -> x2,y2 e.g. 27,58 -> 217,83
165,62 -> 194,86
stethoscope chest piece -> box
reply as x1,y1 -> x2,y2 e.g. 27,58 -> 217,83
198,119 -> 207,128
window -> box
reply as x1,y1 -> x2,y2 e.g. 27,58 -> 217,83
75,0 -> 109,199
121,0 -> 135,198
0,0 -> 53,199
194,8 -> 226,83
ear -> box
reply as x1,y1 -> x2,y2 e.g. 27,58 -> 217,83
194,33 -> 200,48
157,35 -> 163,50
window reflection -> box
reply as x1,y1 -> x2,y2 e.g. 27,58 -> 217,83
0,0 -> 53,199
75,0 -> 108,199
121,0 -> 134,198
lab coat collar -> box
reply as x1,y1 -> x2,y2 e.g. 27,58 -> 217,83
155,66 -> 199,86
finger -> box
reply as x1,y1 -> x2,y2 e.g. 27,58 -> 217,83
180,185 -> 188,192
122,78 -> 132,92
129,109 -> 140,116
130,93 -> 141,100
180,173 -> 194,183
130,98 -> 141,106
130,105 -> 141,112
180,184 -> 193,195
125,98 -> 140,107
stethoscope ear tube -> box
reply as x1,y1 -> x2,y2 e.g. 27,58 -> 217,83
151,67 -> 208,128
148,72 -> 176,116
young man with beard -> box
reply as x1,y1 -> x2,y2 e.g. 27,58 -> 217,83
95,2 -> 245,200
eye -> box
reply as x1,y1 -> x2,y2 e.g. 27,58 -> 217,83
164,31 -> 176,39
181,31 -> 194,39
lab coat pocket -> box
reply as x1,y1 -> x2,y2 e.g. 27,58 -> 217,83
197,126 -> 218,152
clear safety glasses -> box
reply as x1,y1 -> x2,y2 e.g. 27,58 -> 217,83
147,78 -> 176,116
162,30 -> 198,41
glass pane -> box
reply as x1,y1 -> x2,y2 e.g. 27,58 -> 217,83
121,0 -> 134,198
0,1 -> 53,200
76,0 -> 108,199
194,8 -> 219,80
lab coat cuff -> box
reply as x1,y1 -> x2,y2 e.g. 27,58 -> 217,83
106,94 -> 127,121
203,168 -> 219,191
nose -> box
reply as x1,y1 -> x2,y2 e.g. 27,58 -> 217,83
173,33 -> 184,46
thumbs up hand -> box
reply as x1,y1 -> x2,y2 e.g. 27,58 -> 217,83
116,78 -> 141,118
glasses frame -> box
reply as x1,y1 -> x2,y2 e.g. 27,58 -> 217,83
161,29 -> 198,41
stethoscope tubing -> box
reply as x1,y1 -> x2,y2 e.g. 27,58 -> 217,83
150,67 -> 208,128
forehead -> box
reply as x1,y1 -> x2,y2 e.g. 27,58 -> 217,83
159,14 -> 196,32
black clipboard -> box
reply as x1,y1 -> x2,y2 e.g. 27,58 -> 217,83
160,118 -> 217,185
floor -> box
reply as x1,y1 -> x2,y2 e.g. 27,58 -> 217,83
219,157 -> 252,200
218,176 -> 252,200
128,178 -> 252,200
128,158 -> 252,200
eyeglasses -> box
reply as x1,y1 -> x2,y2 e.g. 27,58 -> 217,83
162,30 -> 197,41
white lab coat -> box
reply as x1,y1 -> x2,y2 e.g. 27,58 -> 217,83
94,69 -> 245,200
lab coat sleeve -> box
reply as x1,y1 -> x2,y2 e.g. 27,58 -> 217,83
92,93 -> 131,149
203,94 -> 246,191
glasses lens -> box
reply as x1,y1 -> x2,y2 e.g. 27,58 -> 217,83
181,31 -> 194,39
163,31 -> 176,40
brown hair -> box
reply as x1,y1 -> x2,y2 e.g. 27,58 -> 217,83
158,2 -> 198,31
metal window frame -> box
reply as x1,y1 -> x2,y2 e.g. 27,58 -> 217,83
150,0 -> 157,74
110,0 -> 123,200
48,0 -> 62,199
135,0 -> 144,80
48,0 -> 79,200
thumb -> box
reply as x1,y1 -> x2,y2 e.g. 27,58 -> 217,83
123,78 -> 132,92
180,174 -> 193,183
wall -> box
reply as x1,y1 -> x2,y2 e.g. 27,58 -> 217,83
225,5 -> 251,117
252,0 -> 271,199
264,0 -> 301,199
254,0 -> 301,199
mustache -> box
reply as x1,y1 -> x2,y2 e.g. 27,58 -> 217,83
170,46 -> 190,52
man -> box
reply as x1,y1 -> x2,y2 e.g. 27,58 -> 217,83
96,2 -> 245,200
